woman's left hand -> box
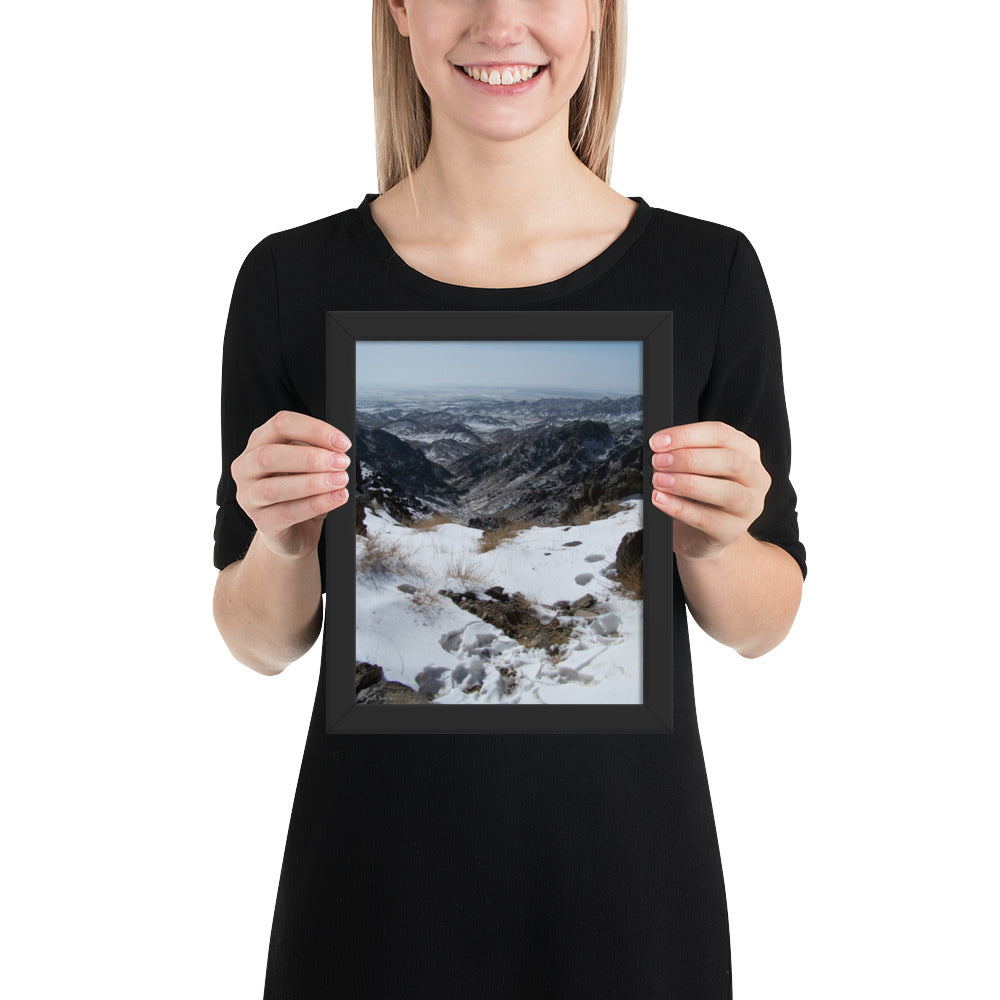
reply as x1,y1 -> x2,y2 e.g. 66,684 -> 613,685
649,420 -> 772,561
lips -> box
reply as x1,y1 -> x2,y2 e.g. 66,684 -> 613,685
454,63 -> 548,92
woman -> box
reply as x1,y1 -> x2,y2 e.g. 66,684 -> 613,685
213,1 -> 807,997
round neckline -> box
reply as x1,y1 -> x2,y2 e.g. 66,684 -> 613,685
356,191 -> 652,305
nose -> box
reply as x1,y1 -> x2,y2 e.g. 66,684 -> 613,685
465,0 -> 531,51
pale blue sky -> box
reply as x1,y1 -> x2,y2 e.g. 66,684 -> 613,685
356,341 -> 641,395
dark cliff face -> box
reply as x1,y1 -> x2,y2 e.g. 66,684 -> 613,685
450,419 -> 613,480
357,427 -> 455,492
355,427 -> 459,522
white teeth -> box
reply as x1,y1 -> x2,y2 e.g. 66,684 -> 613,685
461,65 -> 541,85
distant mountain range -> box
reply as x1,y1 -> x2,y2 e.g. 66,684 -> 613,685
355,394 -> 643,527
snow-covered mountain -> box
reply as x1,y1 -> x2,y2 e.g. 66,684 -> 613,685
355,392 -> 643,526
355,500 -> 643,706
352,390 -> 645,706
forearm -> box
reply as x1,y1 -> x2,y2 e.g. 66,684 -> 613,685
213,531 -> 323,675
675,530 -> 802,658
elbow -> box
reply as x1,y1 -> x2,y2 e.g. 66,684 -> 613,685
242,656 -> 288,677
225,633 -> 289,676
213,566 -> 292,677
737,627 -> 791,659
213,604 -> 289,677
735,621 -> 794,659
736,577 -> 803,659
216,623 -> 291,676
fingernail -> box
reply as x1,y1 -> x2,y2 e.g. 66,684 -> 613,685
332,432 -> 351,450
650,433 -> 671,449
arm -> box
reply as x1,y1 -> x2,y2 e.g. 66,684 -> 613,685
212,237 -> 337,676
213,534 -> 323,676
652,230 -> 807,657
650,418 -> 805,659
676,531 -> 802,659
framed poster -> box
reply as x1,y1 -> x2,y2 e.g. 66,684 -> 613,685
325,311 -> 672,734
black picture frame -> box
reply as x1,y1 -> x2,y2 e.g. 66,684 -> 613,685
325,310 -> 672,734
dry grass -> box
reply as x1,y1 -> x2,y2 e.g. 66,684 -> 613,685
566,500 -> 631,527
478,518 -> 535,553
442,553 -> 486,589
356,532 -> 417,578
408,585 -> 443,611
409,511 -> 453,532
610,555 -> 643,601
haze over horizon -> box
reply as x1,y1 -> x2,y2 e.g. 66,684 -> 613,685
356,340 -> 642,396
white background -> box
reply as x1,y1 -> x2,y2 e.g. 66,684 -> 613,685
4,1 -> 996,997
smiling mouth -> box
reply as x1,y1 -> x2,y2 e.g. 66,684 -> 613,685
454,63 -> 548,86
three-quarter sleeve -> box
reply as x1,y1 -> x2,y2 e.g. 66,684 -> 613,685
697,231 -> 807,580
213,235 -> 300,572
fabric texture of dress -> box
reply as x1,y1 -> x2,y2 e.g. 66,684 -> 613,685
214,193 -> 807,999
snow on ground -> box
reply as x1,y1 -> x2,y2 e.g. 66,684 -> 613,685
355,498 -> 643,704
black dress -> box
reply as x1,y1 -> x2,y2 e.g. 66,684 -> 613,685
214,193 -> 807,1000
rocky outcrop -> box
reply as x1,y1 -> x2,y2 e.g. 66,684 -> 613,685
614,529 -> 643,597
354,661 -> 432,703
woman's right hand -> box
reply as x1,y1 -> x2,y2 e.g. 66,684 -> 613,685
231,410 -> 352,561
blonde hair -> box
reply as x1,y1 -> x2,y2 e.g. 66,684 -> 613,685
371,0 -> 627,206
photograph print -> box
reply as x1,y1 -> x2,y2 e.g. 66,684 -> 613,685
326,311 -> 672,734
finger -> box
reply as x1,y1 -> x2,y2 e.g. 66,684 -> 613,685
651,489 -> 742,536
256,488 -> 350,535
651,471 -> 750,513
245,469 -> 351,511
652,446 -> 751,483
248,410 -> 352,452
246,442 -> 351,480
648,421 -> 748,454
